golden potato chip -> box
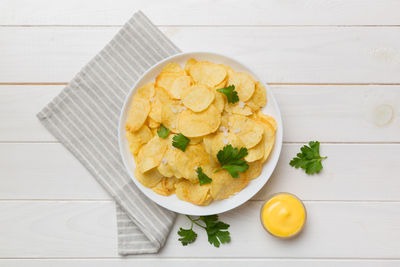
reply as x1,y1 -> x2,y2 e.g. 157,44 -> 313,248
137,136 -> 168,173
211,132 -> 243,161
126,97 -> 150,132
246,81 -> 267,111
161,102 -> 182,133
162,62 -> 185,75
202,134 -> 215,155
155,72 -> 183,97
257,111 -> 277,131
169,75 -> 193,99
210,170 -> 248,200
182,84 -> 215,112
213,91 -> 226,113
149,98 -> 163,123
229,115 -> 264,149
175,180 -> 212,206
215,76 -> 228,89
224,102 -> 253,116
178,105 -> 221,137
228,72 -> 255,101
147,117 -> 160,129
126,125 -> 152,155
190,136 -> 203,144
259,120 -> 276,163
245,137 -> 265,162
247,160 -> 263,180
175,144 -> 211,183
136,82 -> 155,100
154,86 -> 172,104
157,158 -> 174,177
134,167 -> 163,187
152,177 -> 177,196
189,61 -> 227,88
184,58 -> 197,74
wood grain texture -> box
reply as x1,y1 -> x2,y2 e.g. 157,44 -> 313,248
1,27 -> 400,83
1,0 -> 400,26
1,201 -> 400,258
1,143 -> 399,201
1,85 -> 399,142
1,259 -> 400,267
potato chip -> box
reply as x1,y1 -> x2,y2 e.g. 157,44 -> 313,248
184,58 -> 197,75
259,119 -> 276,163
182,84 -> 215,112
149,97 -> 163,123
178,105 -> 221,137
136,82 -> 155,100
157,158 -> 174,177
126,125 -> 152,155
156,72 -> 184,98
229,115 -> 264,149
246,81 -> 267,111
213,91 -> 226,113
202,134 -> 215,155
175,180 -> 212,206
175,144 -> 211,183
189,61 -> 227,88
154,86 -> 172,104
210,170 -> 248,200
137,136 -> 168,173
211,132 -> 243,161
215,76 -> 227,89
228,72 -> 255,101
190,136 -> 203,144
169,75 -> 193,99
257,111 -> 277,131
247,160 -> 263,180
161,146 -> 183,178
134,167 -> 163,187
224,102 -> 253,116
162,62 -> 185,75
147,117 -> 160,129
152,177 -> 177,196
245,137 -> 265,162
161,102 -> 182,133
126,97 -> 150,133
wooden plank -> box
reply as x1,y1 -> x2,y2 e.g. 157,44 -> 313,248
0,200 -> 400,258
1,143 -> 399,201
1,259 -> 400,267
1,27 -> 400,83
1,85 -> 399,142
1,0 -> 400,26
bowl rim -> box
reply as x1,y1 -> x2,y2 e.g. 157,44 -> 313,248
118,51 -> 283,215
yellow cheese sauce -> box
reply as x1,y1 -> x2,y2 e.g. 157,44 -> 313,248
261,193 -> 306,238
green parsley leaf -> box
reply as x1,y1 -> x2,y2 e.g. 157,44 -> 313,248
217,85 -> 239,104
177,227 -> 197,246
157,124 -> 170,138
172,133 -> 190,151
289,141 -> 327,174
196,167 -> 212,185
215,144 -> 249,178
200,215 -> 231,247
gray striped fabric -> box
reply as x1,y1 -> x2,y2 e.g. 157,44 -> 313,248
37,11 -> 181,255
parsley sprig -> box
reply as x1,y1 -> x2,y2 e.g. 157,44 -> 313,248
157,124 -> 170,138
215,144 -> 249,178
217,85 -> 239,104
290,141 -> 327,174
178,215 -> 231,247
172,133 -> 190,151
196,167 -> 212,185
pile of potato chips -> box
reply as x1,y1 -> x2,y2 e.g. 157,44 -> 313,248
126,59 -> 276,206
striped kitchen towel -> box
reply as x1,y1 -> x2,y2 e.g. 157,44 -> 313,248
37,11 -> 180,255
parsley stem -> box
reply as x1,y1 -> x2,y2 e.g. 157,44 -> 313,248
185,215 -> 206,229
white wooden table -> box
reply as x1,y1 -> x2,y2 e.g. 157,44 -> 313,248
1,1 -> 400,266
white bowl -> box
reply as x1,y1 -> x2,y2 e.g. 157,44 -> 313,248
119,52 -> 283,215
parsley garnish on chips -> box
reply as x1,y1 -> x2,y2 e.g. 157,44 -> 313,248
157,124 -> 170,139
178,215 -> 231,247
215,144 -> 249,178
172,133 -> 190,151
290,141 -> 327,174
217,85 -> 239,104
196,167 -> 212,185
